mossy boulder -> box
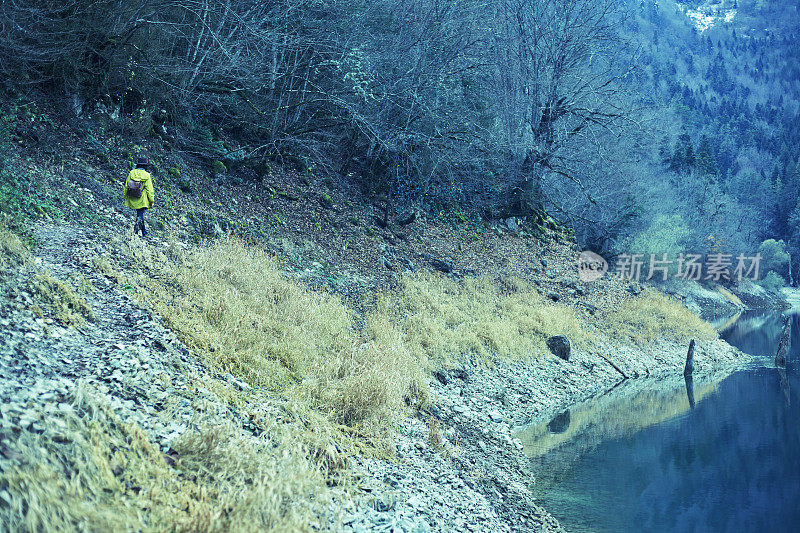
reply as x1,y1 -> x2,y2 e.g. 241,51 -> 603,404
212,160 -> 227,175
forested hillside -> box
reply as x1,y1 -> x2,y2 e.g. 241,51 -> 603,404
1,0 -> 798,280
1,2 -> 794,531
616,0 -> 800,283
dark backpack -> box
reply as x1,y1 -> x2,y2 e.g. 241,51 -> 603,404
126,179 -> 143,199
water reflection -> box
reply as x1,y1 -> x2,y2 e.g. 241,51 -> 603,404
684,374 -> 695,409
778,367 -> 790,407
520,309 -> 800,532
547,410 -> 571,434
719,309 -> 800,361
518,373 -> 724,461
524,364 -> 800,532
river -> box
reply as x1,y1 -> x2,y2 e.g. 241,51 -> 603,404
519,308 -> 800,532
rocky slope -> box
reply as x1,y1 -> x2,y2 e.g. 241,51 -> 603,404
335,337 -> 746,532
0,110 -> 753,531
1,220 -> 749,532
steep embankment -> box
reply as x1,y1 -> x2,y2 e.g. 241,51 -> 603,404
661,278 -> 788,327
0,117 -> 750,531
0,215 -> 749,532
0,223 -> 344,530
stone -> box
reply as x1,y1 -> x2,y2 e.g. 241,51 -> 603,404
224,373 -> 250,391
433,369 -> 449,385
546,335 -> 571,361
488,411 -> 503,423
546,291 -> 560,302
505,217 -> 519,232
374,493 -> 397,512
450,368 -> 470,382
397,210 -> 417,226
397,257 -> 415,272
430,258 -> 453,274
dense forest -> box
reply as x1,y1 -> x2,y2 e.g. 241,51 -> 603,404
619,0 -> 800,286
1,0 -> 798,283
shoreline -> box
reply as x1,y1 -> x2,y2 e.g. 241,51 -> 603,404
335,337 -> 750,532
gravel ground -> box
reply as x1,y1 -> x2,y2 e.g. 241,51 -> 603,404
332,336 -> 748,532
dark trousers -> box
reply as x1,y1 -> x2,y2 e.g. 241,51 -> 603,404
135,207 -> 147,236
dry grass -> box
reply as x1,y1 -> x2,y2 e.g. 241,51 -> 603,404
1,220 -> 93,327
29,272 -> 93,326
103,237 -> 434,527
91,254 -> 121,282
4,226 -> 719,532
427,417 -> 443,450
602,287 -> 717,344
0,219 -> 27,270
371,273 -> 590,365
0,382 -> 328,532
134,239 -> 426,431
716,285 -> 744,307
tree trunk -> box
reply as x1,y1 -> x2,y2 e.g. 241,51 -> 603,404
521,150 -> 545,216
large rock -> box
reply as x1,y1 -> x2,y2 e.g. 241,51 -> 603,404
430,258 -> 454,273
546,335 -> 571,361
547,410 -> 571,433
397,209 -> 418,226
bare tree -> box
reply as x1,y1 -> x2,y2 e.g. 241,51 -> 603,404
489,0 -> 638,218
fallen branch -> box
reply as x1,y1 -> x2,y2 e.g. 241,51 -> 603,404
596,353 -> 628,380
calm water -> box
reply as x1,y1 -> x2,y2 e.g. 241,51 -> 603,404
520,310 -> 800,533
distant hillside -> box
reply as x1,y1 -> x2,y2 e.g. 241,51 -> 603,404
609,0 -> 800,282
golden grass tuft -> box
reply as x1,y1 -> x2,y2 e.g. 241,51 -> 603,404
91,254 -> 121,282
427,417 -> 443,450
371,273 -> 590,364
602,287 -> 717,344
29,272 -> 93,326
716,285 -> 744,307
169,423 -> 328,532
0,219 -> 27,270
0,382 -> 327,532
138,239 -> 425,432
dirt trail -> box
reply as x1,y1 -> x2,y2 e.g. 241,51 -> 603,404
1,223 -> 207,456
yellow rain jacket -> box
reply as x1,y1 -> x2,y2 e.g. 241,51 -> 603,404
123,168 -> 155,209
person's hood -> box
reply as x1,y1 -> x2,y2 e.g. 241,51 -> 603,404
130,169 -> 151,181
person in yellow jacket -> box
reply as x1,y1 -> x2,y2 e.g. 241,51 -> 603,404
123,156 -> 155,236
